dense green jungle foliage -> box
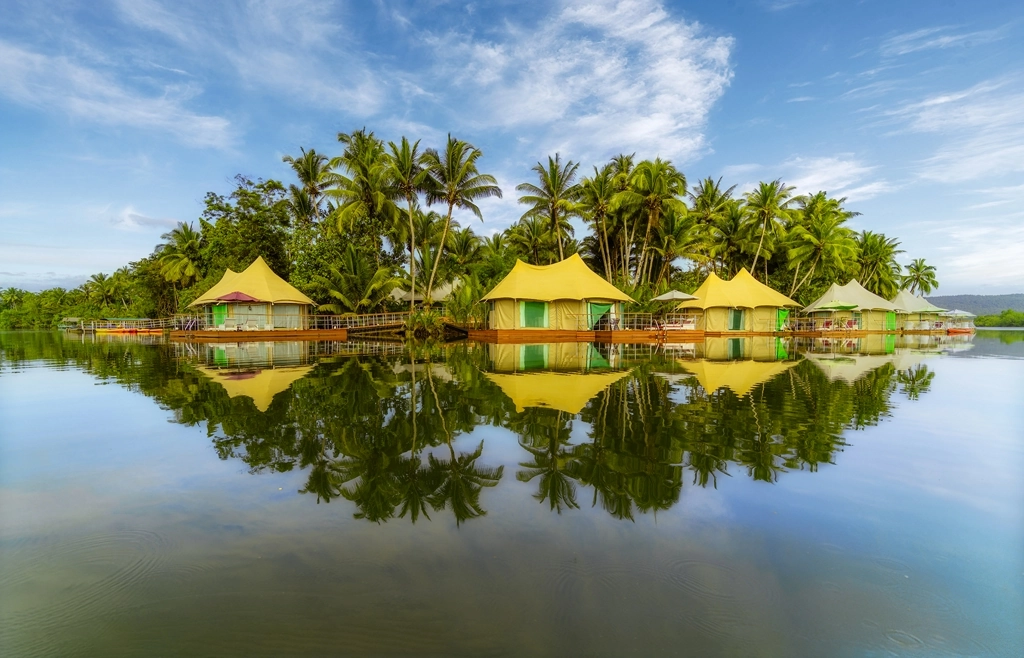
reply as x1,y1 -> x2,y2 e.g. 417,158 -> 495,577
0,332 -> 936,524
975,309 -> 1024,327
2,129 -> 940,329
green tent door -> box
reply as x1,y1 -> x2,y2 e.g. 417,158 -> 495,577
728,309 -> 745,331
776,308 -> 789,331
588,303 -> 613,330
212,304 -> 228,327
885,312 -> 896,331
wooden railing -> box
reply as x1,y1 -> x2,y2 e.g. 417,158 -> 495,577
173,312 -> 411,332
567,313 -> 699,331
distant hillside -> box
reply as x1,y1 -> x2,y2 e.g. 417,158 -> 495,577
925,293 -> 1024,316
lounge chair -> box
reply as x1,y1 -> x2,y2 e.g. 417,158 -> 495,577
223,318 -> 238,331
244,319 -> 260,331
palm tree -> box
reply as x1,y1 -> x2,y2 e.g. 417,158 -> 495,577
422,135 -> 502,303
281,147 -> 337,224
516,154 -> 582,261
902,258 -> 938,295
387,137 -> 432,312
328,129 -> 399,260
314,244 -> 403,314
856,231 -> 903,298
509,217 -> 553,265
614,158 -> 687,285
447,227 -> 482,274
159,222 -> 202,300
707,200 -> 754,277
578,165 -> 616,280
85,273 -> 117,308
786,193 -> 858,297
651,210 -> 703,287
744,180 -> 796,274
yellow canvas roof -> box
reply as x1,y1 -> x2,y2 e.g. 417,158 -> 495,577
804,353 -> 893,384
681,358 -> 796,397
190,257 -> 315,306
484,369 -> 632,414
676,268 -> 799,310
197,365 -> 313,412
481,253 -> 633,302
803,280 -> 896,312
891,290 -> 946,313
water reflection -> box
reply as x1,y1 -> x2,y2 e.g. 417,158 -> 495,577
0,332 -> 959,521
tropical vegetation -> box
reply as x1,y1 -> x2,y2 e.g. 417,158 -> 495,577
1,129 -> 940,330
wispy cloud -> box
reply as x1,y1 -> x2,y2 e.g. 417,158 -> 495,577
884,79 -> 1024,182
427,0 -> 734,162
880,26 -> 1006,57
723,156 -> 893,201
787,96 -> 815,103
112,0 -> 384,115
110,206 -> 181,232
0,40 -> 233,148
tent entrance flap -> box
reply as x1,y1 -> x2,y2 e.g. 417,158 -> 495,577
728,309 -> 745,331
776,309 -> 789,331
521,301 -> 548,328
886,312 -> 896,331
588,303 -> 613,330
212,304 -> 228,326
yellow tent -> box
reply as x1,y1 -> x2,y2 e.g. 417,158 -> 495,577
675,268 -> 799,333
191,257 -> 314,306
801,280 -> 898,331
481,254 -> 633,330
189,257 -> 314,330
804,354 -> 893,384
197,365 -> 313,412
484,370 -> 632,414
681,358 -> 796,397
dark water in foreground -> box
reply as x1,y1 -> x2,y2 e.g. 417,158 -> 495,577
1,331 -> 1022,657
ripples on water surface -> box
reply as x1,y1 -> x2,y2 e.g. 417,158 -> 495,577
1,330 -> 1022,657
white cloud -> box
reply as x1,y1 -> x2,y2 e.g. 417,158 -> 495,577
928,218 -> 1024,291
787,96 -> 815,103
428,0 -> 734,163
110,206 -> 181,232
885,80 -> 1024,182
880,26 -> 1006,57
0,41 -> 233,148
725,156 -> 893,202
112,0 -> 384,115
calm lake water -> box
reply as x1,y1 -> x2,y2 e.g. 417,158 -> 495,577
1,330 -> 1022,657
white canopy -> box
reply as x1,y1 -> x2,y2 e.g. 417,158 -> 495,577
891,290 -> 945,313
803,280 -> 897,312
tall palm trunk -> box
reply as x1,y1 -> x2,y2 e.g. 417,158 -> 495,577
406,196 -> 416,313
751,216 -> 768,273
425,205 -> 454,305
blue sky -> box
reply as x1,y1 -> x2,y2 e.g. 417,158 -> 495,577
1,0 -> 1021,295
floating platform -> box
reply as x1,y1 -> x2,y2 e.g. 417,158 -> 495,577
169,329 -> 349,343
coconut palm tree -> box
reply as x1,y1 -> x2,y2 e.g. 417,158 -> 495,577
159,222 -> 203,292
855,231 -> 903,298
387,137 -> 432,312
786,193 -> 859,297
614,158 -> 687,285
744,180 -> 796,275
578,165 -> 616,280
328,129 -> 400,260
902,258 -> 939,295
516,154 -> 582,261
85,273 -> 117,308
509,216 -> 553,265
447,227 -> 482,274
422,135 -> 502,303
314,244 -> 403,314
650,209 -> 703,287
281,147 -> 337,224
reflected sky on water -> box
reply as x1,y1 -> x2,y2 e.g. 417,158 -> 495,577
1,331 -> 1022,657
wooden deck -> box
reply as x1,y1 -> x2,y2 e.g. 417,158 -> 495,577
169,328 -> 348,343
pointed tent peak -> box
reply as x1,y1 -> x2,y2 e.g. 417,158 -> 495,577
676,268 -> 798,310
189,256 -> 315,307
484,369 -> 632,414
891,289 -> 946,313
481,253 -> 634,302
682,358 -> 797,397
803,279 -> 896,313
